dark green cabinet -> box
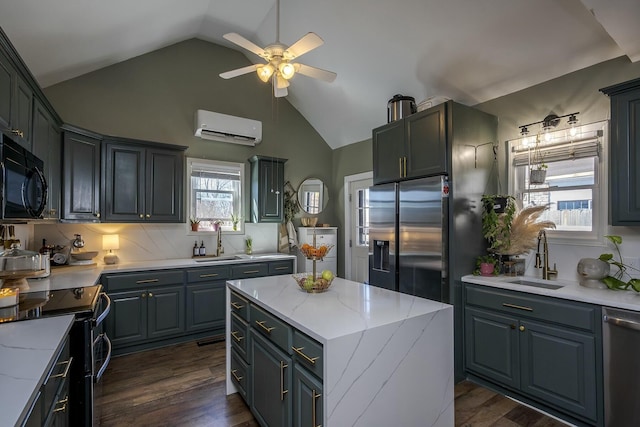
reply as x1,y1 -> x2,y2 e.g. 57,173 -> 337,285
464,283 -> 603,426
0,48 -> 32,149
249,155 -> 287,223
372,103 -> 446,184
62,126 -> 102,221
293,364 -> 323,427
147,285 -> 186,339
250,329 -> 292,427
103,140 -> 185,223
601,78 -> 640,225
186,282 -> 225,332
32,98 -> 61,219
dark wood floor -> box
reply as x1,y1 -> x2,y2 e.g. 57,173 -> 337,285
97,340 -> 567,426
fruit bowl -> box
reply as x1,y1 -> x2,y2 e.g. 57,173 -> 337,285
292,273 -> 334,293
298,243 -> 334,260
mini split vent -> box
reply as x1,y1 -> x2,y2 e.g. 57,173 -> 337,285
194,110 -> 262,146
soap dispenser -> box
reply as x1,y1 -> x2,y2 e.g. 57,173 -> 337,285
193,241 -> 199,257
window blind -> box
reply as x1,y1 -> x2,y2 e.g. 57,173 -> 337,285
512,134 -> 601,167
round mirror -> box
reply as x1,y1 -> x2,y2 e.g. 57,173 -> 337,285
298,178 -> 329,214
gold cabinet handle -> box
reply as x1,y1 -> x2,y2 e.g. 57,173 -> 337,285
280,360 -> 289,401
200,273 -> 219,278
502,303 -> 533,312
312,389 -> 322,427
275,266 -> 289,270
231,301 -> 244,310
53,396 -> 68,413
230,331 -> 244,342
136,278 -> 160,284
399,158 -> 402,177
51,356 -> 73,379
519,325 -> 525,332
11,129 -> 24,138
292,346 -> 319,365
231,369 -> 243,382
255,320 -> 275,333
243,270 -> 260,274
403,156 -> 407,177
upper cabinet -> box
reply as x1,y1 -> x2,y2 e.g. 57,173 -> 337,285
103,139 -> 186,223
373,103 -> 446,184
249,155 -> 287,223
0,47 -> 33,150
62,125 -> 102,222
32,98 -> 62,219
601,78 -> 640,226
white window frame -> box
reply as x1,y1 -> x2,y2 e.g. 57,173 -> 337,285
186,157 -> 245,235
507,120 -> 608,245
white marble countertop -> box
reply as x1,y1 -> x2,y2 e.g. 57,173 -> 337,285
0,315 -> 75,426
227,276 -> 452,343
462,274 -> 640,312
23,253 -> 296,293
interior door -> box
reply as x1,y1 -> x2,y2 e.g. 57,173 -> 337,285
348,176 -> 372,282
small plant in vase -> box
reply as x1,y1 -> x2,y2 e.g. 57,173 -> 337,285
530,136 -> 548,185
189,217 -> 200,232
245,237 -> 253,255
231,213 -> 241,231
473,254 -> 500,276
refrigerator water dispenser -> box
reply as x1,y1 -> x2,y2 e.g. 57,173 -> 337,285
373,240 -> 390,271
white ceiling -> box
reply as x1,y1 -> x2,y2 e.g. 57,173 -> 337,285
0,0 -> 638,149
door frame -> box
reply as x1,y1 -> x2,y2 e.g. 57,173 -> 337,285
343,171 -> 373,281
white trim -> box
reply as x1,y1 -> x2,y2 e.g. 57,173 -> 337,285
343,171 -> 373,281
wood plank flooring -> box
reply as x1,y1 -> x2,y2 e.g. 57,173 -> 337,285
97,340 -> 568,426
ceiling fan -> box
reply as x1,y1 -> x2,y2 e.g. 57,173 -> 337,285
219,0 -> 336,97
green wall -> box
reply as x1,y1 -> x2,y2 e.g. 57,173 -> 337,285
44,38 -> 337,226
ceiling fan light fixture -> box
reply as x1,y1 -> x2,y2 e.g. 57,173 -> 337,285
257,64 -> 275,82
279,62 -> 296,79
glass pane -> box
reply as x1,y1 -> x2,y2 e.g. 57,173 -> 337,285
357,188 -> 370,246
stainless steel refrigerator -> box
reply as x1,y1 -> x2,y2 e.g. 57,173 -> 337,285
369,176 -> 449,301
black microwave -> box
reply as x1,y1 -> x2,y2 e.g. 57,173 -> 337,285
1,133 -> 48,219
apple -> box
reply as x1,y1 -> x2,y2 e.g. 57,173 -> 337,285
321,270 -> 334,281
304,278 -> 314,290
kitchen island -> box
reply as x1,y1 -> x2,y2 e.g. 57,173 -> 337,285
226,276 -> 454,427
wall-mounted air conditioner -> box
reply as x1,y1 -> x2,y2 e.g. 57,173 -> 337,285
194,110 -> 262,146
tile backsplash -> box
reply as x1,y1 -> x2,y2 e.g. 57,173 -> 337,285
31,222 -> 281,263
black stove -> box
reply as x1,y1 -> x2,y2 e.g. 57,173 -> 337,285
0,285 -> 102,323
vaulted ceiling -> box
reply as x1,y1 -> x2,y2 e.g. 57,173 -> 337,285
0,0 -> 638,149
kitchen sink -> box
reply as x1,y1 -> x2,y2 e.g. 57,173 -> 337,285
505,277 -> 565,290
194,255 -> 239,263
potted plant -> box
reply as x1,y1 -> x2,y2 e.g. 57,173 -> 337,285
245,237 -> 253,255
598,235 -> 640,292
481,195 -> 517,252
231,213 -> 241,231
189,217 -> 200,232
473,254 -> 499,276
530,136 -> 548,185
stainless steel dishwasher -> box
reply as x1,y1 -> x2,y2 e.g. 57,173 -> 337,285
603,307 -> 640,426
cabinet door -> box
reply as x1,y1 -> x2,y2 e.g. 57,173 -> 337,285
609,89 -> 640,225
47,124 -> 62,219
519,320 -> 598,423
103,142 -> 145,222
293,364 -> 323,427
106,289 -> 148,347
32,99 -> 61,219
185,282 -> 225,332
250,157 -> 286,223
405,104 -> 447,178
250,330 -> 292,427
372,120 -> 405,184
145,148 -> 183,222
13,75 -> 33,150
464,307 -> 520,389
62,131 -> 101,221
147,285 -> 185,340
0,50 -> 13,130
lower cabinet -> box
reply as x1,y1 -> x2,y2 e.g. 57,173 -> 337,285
230,290 -> 324,427
464,283 -> 603,426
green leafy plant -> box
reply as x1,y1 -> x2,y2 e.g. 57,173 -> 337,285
531,135 -> 548,171
473,254 -> 500,276
189,217 -> 200,225
598,235 -> 640,292
283,186 -> 300,223
481,195 -> 517,253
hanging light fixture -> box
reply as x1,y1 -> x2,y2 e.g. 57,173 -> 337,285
567,113 -> 579,137
518,112 -> 580,143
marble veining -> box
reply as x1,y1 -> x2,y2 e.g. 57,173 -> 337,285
226,276 -> 454,426
0,315 -> 75,426
463,274 -> 640,312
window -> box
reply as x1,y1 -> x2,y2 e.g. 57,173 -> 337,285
509,121 -> 606,240
356,188 -> 370,246
187,158 -> 244,233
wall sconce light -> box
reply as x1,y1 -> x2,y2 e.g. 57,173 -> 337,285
518,112 -> 579,143
102,234 -> 120,265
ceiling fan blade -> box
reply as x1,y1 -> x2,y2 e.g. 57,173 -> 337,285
294,63 -> 337,82
219,64 -> 259,79
223,32 -> 268,58
284,32 -> 324,59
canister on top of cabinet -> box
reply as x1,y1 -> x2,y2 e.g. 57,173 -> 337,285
387,94 -> 416,123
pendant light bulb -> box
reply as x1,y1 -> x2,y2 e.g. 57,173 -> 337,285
568,114 -> 578,137
257,64 -> 275,83
279,62 -> 296,80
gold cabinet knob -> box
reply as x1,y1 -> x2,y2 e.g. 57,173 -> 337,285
139,214 -> 144,218
146,214 -> 150,218
519,325 -> 525,332
148,292 -> 153,297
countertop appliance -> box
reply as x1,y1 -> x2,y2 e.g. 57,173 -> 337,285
1,285 -> 111,426
603,307 -> 640,425
387,94 -> 416,123
369,177 -> 449,301
1,133 -> 48,219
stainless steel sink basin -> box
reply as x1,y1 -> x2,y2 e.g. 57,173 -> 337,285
193,255 -> 239,263
505,278 -> 565,290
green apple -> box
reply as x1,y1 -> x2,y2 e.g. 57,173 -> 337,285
321,270 -> 334,281
304,278 -> 314,290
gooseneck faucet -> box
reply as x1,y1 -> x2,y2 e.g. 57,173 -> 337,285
535,230 -> 558,280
